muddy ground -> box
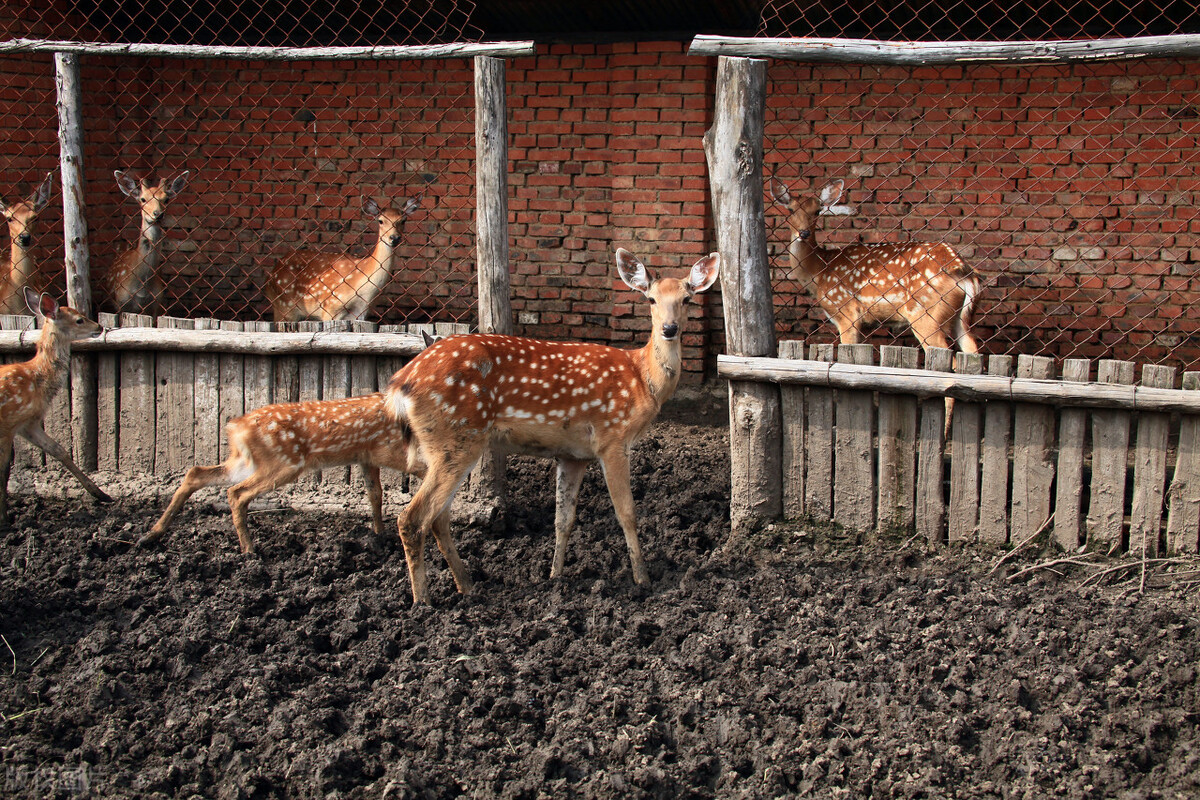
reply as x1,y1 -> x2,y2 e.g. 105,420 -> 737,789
2,394 -> 1199,799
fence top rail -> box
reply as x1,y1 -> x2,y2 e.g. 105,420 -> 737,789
687,34 -> 1200,65
718,354 -> 1200,414
0,38 -> 536,61
0,326 -> 427,357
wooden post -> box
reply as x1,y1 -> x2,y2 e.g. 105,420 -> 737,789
916,348 -> 953,544
778,340 -> 805,519
1011,355 -> 1056,547
877,346 -> 919,535
948,352 -> 984,543
1131,364 -> 1175,557
835,343 -> 874,533
703,55 -> 780,534
1054,359 -> 1091,550
1087,359 -> 1135,554
978,354 -> 1014,544
805,343 -> 835,522
56,51 -> 98,470
1167,372 -> 1200,553
456,55 -> 514,525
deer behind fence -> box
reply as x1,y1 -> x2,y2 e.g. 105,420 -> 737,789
0,173 -> 53,316
267,195 -> 420,322
106,170 -> 190,316
774,179 -> 981,355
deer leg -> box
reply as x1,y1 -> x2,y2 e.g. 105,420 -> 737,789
398,446 -> 482,604
0,434 -> 12,526
141,463 -> 232,545
430,509 -> 472,595
21,425 -> 111,503
599,448 -> 649,586
363,464 -> 384,535
228,466 -> 301,554
551,458 -> 589,579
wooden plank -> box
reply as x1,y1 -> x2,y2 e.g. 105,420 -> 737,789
322,320 -> 353,485
1167,372 -> 1200,553
877,346 -> 919,534
218,320 -> 246,463
1130,364 -> 1175,558
154,317 -> 196,476
916,348 -> 953,544
1086,359 -> 1135,554
948,352 -> 984,543
95,313 -> 119,472
193,319 -> 222,468
778,340 -> 805,519
118,313 -> 155,473
804,343 -> 836,522
1053,359 -> 1091,551
6,38 -> 538,60
1010,355 -> 1056,546
979,355 -> 1014,544
377,324 -> 408,397
834,343 -> 874,533
272,321 -> 300,406
295,320 -> 323,489
244,321 -> 274,413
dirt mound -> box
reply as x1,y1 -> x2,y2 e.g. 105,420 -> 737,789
2,402 -> 1199,798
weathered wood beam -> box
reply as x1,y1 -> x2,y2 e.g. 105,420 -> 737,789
0,39 -> 535,60
688,34 -> 1200,65
0,327 -> 426,356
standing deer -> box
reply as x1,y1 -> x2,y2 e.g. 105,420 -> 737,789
106,170 -> 190,315
773,179 -> 981,354
385,247 -> 721,605
267,196 -> 420,322
0,173 -> 54,316
140,392 -> 435,554
0,288 -> 111,525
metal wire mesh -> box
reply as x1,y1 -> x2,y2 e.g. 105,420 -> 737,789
758,2 -> 1200,372
2,2 -> 482,326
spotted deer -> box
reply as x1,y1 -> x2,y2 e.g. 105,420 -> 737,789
773,179 -> 981,355
0,173 -> 53,316
267,196 -> 420,322
385,247 -> 721,605
107,170 -> 190,315
140,391 -> 437,553
0,288 -> 111,525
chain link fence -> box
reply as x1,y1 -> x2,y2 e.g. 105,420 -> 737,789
758,1 -> 1200,372
2,1 -> 482,326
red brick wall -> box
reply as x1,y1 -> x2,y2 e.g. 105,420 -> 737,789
5,10 -> 1200,378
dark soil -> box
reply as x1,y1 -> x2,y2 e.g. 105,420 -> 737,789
2,397 -> 1200,799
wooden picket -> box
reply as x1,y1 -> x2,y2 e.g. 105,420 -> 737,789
730,343 -> 1200,555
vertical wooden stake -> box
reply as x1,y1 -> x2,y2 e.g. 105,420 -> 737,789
56,51 -> 97,469
703,55 -> 780,534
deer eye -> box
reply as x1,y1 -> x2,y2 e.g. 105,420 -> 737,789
647,296 -> 656,305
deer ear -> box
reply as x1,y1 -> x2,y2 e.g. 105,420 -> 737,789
688,253 -> 720,294
363,197 -> 381,217
22,286 -> 42,317
770,180 -> 792,206
403,195 -> 421,216
166,170 -> 190,199
32,172 -> 53,211
421,330 -> 439,348
115,171 -> 140,199
616,248 -> 651,293
819,179 -> 845,208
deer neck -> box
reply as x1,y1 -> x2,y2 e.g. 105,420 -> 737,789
7,239 -> 33,287
31,321 -> 72,401
633,330 -> 683,408
363,237 -> 398,285
138,219 -> 165,269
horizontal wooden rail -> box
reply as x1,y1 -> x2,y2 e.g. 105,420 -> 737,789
718,354 -> 1200,414
687,34 -> 1200,65
0,327 -> 426,356
0,38 -> 536,60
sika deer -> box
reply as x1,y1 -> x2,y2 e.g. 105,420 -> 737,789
0,288 -> 111,525
140,393 -> 437,555
267,196 -> 420,322
107,170 -> 190,315
773,179 -> 981,354
385,247 -> 721,604
0,173 -> 53,316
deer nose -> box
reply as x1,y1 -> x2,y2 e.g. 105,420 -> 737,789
661,323 -> 679,340
16,233 -> 31,247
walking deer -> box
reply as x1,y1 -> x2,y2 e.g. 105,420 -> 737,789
0,288 -> 111,525
0,173 -> 54,316
385,247 -> 721,605
773,179 -> 981,355
107,170 -> 190,315
141,392 -> 435,554
267,196 -> 420,322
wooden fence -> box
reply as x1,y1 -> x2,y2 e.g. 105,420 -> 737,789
718,342 -> 1200,556
0,314 -> 468,486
